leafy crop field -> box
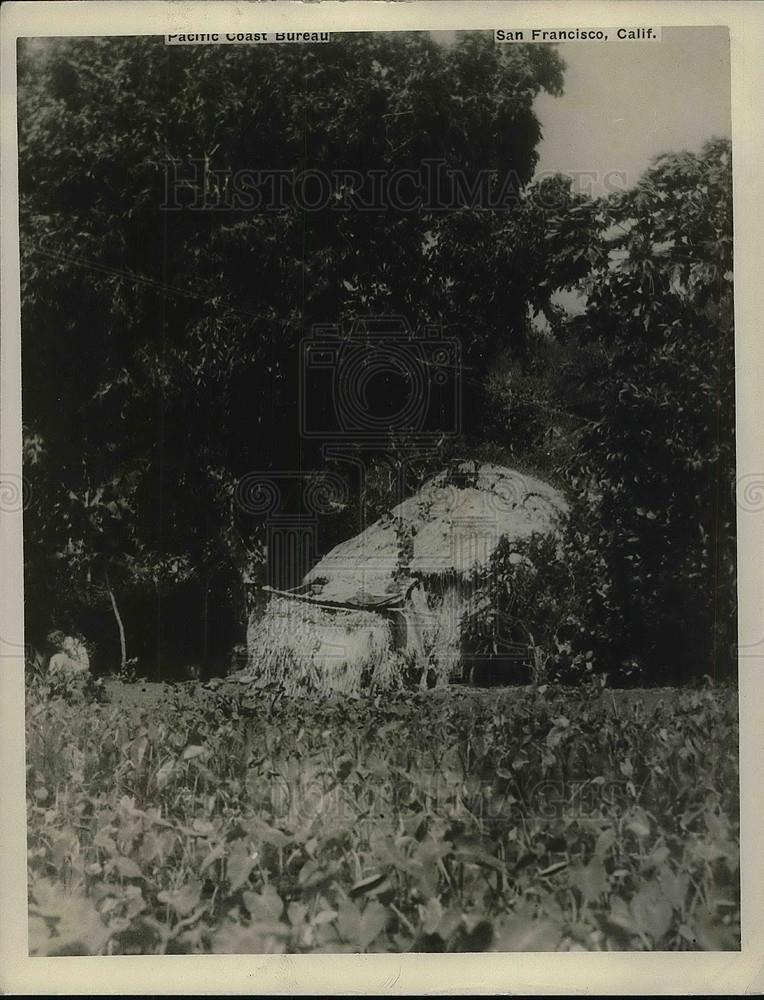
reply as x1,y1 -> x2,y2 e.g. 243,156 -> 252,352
26,680 -> 740,955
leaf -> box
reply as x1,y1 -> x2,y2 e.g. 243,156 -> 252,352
658,865 -> 689,910
122,886 -> 146,919
93,830 -> 118,855
199,842 -> 227,873
212,920 -> 287,954
640,844 -> 670,872
182,744 -> 206,760
157,879 -> 201,916
243,817 -> 292,848
242,884 -> 284,922
437,905 -> 464,941
413,860 -> 439,898
630,884 -> 673,944
454,843 -> 507,874
337,898 -> 361,941
114,856 -> 143,879
117,795 -> 142,816
626,808 -> 651,839
420,896 -> 443,935
349,872 -> 388,899
678,923 -> 698,946
357,901 -> 389,948
28,915 -> 52,956
29,880 -> 110,957
336,756 -> 355,781
287,901 -> 308,926
155,758 -> 175,790
608,895 -> 636,933
537,860 -> 568,878
492,915 -> 561,952
458,917 -> 495,952
570,860 -> 608,904
689,908 -> 739,950
594,826 -> 616,859
226,840 -> 256,892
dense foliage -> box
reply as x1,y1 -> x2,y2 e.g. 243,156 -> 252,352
556,140 -> 736,683
26,681 -> 739,954
474,140 -> 736,685
18,34 -> 573,674
18,34 -> 735,685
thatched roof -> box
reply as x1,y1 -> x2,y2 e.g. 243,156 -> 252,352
295,462 -> 568,607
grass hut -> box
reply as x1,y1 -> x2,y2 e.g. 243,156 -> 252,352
242,462 -> 568,695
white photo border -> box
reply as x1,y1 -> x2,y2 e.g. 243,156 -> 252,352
1,2 -> 761,993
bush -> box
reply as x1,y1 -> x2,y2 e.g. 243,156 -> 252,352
554,140 -> 736,684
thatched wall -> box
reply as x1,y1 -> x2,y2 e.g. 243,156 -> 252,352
244,578 -> 487,693
246,596 -> 405,696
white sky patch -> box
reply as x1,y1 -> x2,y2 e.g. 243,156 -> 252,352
534,26 -> 730,195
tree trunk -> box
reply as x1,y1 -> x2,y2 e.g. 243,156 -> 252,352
203,580 -> 209,664
105,571 -> 127,670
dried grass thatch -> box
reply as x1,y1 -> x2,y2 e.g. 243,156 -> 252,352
303,462 -> 567,600
245,596 -> 408,697
242,462 -> 568,694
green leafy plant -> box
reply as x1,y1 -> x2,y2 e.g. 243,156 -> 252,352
26,679 -> 739,954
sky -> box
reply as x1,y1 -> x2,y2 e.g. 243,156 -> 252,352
533,27 -> 731,195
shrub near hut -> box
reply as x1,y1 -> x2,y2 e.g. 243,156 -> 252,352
27,632 -> 105,703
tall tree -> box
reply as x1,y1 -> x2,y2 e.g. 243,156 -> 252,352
17,34 -> 570,672
559,139 -> 736,683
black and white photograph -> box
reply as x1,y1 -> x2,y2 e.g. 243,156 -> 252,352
2,2 -> 760,988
